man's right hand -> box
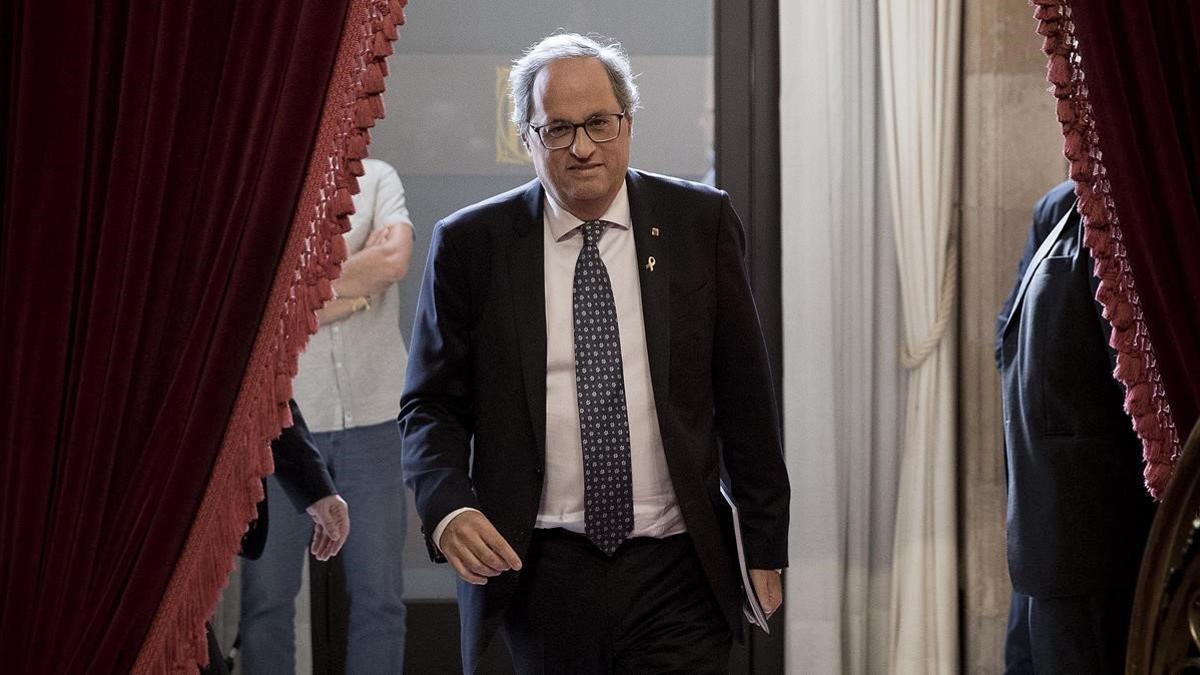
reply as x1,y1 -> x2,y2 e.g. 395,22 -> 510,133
439,510 -> 523,585
306,494 -> 350,561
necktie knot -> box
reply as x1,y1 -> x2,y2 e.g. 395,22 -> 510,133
581,220 -> 608,247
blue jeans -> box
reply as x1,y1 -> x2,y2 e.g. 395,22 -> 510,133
240,420 -> 407,674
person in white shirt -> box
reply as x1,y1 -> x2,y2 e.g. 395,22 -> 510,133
240,158 -> 415,674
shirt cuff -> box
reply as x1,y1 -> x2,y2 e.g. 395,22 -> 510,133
432,507 -> 481,552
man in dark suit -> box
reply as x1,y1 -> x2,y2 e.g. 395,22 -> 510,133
202,400 -> 349,674
241,399 -> 349,562
996,180 -> 1155,673
400,33 -> 790,673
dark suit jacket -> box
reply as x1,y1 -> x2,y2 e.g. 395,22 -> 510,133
241,399 -> 337,560
996,180 -> 1154,597
400,169 -> 790,672
203,402 -> 336,673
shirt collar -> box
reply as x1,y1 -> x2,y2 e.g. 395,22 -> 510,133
544,180 -> 631,242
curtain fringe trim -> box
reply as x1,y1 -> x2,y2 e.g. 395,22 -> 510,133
1031,0 -> 1180,498
132,1 -> 407,670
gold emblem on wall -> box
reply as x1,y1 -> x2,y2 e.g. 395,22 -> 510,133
496,66 -> 531,165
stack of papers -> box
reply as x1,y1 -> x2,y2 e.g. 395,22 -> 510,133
719,482 -> 771,634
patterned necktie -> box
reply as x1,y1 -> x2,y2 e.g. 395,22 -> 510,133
573,219 -> 634,556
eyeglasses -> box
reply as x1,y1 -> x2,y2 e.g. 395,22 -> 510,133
527,112 -> 626,150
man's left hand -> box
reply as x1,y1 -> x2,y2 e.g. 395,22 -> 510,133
749,568 -> 783,619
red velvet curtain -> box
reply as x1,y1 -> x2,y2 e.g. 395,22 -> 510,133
1033,0 -> 1200,496
0,1 -> 403,670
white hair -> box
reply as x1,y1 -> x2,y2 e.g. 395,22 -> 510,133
507,33 -> 640,128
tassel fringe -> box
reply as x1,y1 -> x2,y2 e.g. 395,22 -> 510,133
1030,0 -> 1181,499
131,1 -> 407,670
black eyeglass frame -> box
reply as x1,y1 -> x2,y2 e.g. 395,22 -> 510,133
526,111 -> 627,149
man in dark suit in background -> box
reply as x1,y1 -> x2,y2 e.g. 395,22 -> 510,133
241,399 -> 349,562
202,400 -> 349,674
400,33 -> 790,673
996,180 -> 1155,673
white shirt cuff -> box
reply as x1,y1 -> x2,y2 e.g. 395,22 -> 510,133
432,507 -> 481,552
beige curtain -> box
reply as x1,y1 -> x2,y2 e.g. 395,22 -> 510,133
780,1 -> 904,671
879,0 -> 962,671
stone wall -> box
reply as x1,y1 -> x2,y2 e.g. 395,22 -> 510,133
959,1 -> 1067,670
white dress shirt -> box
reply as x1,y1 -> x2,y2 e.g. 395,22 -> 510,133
293,158 -> 413,432
434,181 -> 685,549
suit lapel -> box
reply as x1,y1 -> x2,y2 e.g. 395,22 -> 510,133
1001,202 -> 1078,338
509,173 -> 670,463
627,170 -> 671,415
509,180 -> 548,464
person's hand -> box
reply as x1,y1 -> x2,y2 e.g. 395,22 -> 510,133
335,223 -> 412,298
438,510 -> 523,585
310,526 -> 344,562
306,495 -> 350,561
750,568 -> 783,619
364,223 -> 395,248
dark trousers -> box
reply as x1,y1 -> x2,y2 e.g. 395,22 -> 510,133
199,622 -> 229,675
1004,587 -> 1136,674
500,529 -> 731,674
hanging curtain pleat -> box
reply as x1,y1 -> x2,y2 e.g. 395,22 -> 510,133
0,1 -> 406,671
878,0 -> 962,671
